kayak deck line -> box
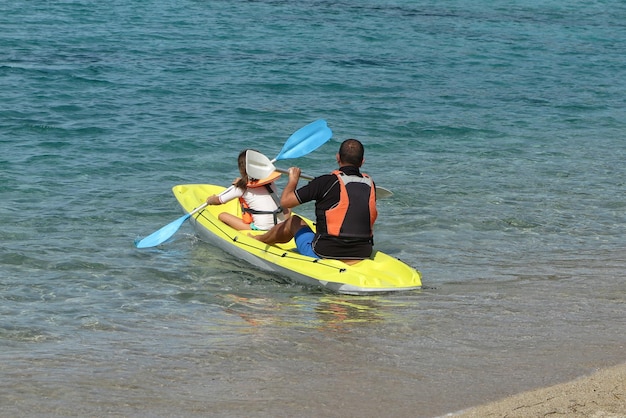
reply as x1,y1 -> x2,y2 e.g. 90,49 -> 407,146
194,208 -> 356,275
174,184 -> 422,295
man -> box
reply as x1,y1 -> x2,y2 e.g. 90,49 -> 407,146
253,139 -> 378,263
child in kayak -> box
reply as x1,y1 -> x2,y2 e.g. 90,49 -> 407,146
205,149 -> 289,230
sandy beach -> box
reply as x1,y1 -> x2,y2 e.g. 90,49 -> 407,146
449,362 -> 625,417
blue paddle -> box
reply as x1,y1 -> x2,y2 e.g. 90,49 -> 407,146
273,119 -> 332,162
135,120 -> 332,249
135,203 -> 208,248
246,119 -> 333,179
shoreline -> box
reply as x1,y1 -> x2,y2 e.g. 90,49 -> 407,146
447,362 -> 626,417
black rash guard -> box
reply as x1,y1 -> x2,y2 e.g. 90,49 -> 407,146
294,166 -> 376,259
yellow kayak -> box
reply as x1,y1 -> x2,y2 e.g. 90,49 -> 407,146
173,184 -> 422,295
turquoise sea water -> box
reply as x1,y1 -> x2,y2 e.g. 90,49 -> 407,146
2,1 -> 625,416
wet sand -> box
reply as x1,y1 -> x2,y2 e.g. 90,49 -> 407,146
449,362 -> 625,417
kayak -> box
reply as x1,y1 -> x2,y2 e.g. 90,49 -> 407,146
172,184 -> 422,295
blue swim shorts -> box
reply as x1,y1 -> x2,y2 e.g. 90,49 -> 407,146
294,226 -> 319,259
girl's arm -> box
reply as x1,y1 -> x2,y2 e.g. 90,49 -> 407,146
207,185 -> 241,206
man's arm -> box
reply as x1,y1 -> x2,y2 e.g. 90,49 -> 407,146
280,167 -> 302,209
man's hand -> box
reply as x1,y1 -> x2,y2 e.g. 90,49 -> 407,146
288,167 -> 301,183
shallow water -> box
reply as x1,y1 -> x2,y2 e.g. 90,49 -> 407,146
2,0 -> 626,416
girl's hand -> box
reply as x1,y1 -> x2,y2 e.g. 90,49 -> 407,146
206,195 -> 221,205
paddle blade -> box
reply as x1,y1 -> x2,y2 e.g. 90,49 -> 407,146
246,150 -> 277,180
135,213 -> 191,248
274,119 -> 332,162
375,186 -> 393,199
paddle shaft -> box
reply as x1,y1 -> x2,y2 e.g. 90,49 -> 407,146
273,168 -> 393,198
274,167 -> 313,180
183,187 -> 232,218
189,202 -> 209,217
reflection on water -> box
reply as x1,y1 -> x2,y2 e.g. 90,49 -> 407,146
187,240 -> 419,331
215,293 -> 404,332
313,296 -> 385,329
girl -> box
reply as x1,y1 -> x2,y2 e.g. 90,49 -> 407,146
205,150 -> 289,230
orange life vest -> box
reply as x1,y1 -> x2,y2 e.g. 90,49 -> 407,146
238,171 -> 283,225
323,170 -> 377,238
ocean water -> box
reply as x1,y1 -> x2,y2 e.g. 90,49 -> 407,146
1,0 -> 625,416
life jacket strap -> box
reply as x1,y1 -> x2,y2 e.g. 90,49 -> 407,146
240,184 -> 283,225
